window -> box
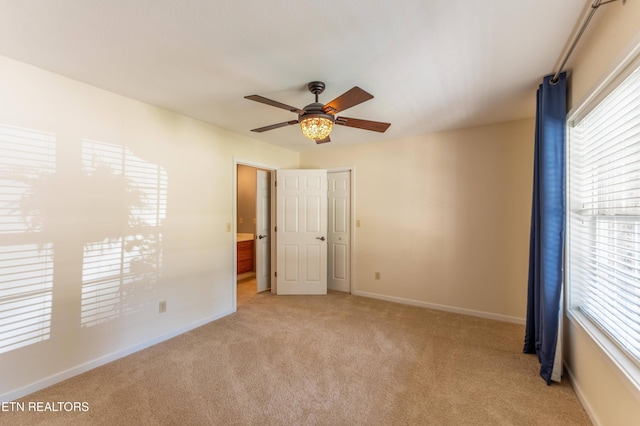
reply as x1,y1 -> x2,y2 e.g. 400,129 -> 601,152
567,62 -> 640,383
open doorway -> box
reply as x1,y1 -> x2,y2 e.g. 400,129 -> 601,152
236,163 -> 272,307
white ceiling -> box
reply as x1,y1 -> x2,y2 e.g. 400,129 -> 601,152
0,0 -> 587,152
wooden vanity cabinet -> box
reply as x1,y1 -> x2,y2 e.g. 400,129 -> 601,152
237,239 -> 254,274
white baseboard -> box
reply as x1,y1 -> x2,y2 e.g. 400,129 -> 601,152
1,308 -> 235,403
351,290 -> 525,325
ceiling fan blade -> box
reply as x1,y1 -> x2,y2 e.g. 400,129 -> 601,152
316,136 -> 331,144
245,95 -> 305,115
335,116 -> 391,133
250,120 -> 299,133
323,87 -> 373,114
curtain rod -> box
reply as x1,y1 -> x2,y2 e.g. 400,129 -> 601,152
550,0 -> 626,83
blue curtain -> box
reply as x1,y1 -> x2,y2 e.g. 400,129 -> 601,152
523,72 -> 566,385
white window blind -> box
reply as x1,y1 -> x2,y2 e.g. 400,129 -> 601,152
568,65 -> 640,365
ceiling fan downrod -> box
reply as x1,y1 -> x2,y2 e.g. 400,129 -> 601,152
307,81 -> 325,103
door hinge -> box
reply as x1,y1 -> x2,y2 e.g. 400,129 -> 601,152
275,271 -> 277,278
274,226 -> 277,232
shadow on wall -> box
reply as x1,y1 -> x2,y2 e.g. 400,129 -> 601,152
0,123 -> 167,355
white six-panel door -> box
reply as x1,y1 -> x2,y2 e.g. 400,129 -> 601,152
276,169 -> 327,295
328,171 -> 351,292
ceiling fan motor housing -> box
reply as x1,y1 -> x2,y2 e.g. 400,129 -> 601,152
300,102 -> 335,122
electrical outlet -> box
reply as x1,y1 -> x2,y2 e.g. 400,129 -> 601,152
226,223 -> 231,232
375,272 -> 380,280
239,217 -> 243,224
159,301 -> 167,313
356,219 -> 361,228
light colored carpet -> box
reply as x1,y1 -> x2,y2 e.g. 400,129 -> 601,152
4,287 -> 590,425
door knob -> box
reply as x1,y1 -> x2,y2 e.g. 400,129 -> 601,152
316,236 -> 326,241
258,235 -> 266,239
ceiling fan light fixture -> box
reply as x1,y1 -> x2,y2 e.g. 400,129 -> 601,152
299,114 -> 334,141
246,81 -> 389,143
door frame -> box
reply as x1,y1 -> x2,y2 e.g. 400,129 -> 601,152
233,158 -> 278,311
327,166 -> 356,293
232,161 -> 357,308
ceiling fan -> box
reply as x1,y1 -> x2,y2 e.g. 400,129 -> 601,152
245,81 -> 391,144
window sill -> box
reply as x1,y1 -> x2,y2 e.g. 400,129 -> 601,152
567,309 -> 640,403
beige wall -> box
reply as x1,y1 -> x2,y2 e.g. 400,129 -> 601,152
301,118 -> 535,322
0,55 -> 299,400
563,0 -> 640,424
